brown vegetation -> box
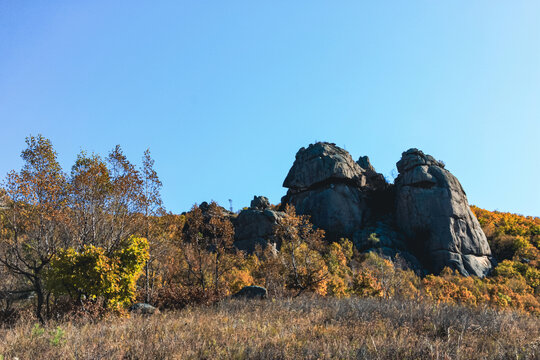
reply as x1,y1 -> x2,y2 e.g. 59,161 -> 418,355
1,296 -> 539,359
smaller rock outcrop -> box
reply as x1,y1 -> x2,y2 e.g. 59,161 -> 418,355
250,196 -> 270,210
129,303 -> 159,315
233,196 -> 286,252
232,285 -> 267,299
357,156 -> 387,189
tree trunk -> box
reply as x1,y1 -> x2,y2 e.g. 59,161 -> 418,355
46,291 -> 51,319
145,261 -> 150,303
34,278 -> 45,324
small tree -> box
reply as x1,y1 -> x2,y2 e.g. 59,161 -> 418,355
325,239 -> 353,297
274,205 -> 329,295
207,202 -> 235,294
178,202 -> 237,298
140,149 -> 163,303
69,151 -> 111,248
106,145 -> 144,253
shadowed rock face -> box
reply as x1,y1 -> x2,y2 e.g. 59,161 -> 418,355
394,149 -> 493,277
281,143 -> 386,241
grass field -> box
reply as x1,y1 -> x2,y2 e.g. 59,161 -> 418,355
1,296 -> 539,359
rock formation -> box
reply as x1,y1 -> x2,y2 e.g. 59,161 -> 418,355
394,148 -> 493,277
129,303 -> 160,315
281,142 -> 386,241
275,142 -> 493,277
233,196 -> 286,252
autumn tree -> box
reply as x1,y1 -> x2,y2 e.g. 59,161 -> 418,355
0,135 -> 70,322
69,152 -> 111,249
179,202 -> 236,297
47,236 -> 149,309
206,202 -> 235,294
325,239 -> 354,297
67,146 -> 145,254
104,145 -> 144,253
274,205 -> 329,295
140,149 -> 163,303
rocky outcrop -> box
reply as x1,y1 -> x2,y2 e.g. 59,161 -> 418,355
250,195 -> 270,210
281,143 -> 387,241
233,196 -> 286,252
129,303 -> 160,315
283,143 -> 367,190
357,156 -> 387,189
394,149 -> 493,277
276,143 -> 493,278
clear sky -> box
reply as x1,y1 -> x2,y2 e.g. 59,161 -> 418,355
0,1 -> 539,216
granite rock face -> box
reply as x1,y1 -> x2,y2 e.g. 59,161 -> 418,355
394,149 -> 493,277
281,143 -> 386,241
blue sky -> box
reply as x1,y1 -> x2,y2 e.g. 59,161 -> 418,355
0,1 -> 539,216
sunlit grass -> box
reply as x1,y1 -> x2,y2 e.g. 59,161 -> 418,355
1,296 -> 539,359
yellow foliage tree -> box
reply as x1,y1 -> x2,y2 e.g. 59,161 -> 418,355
47,236 -> 149,309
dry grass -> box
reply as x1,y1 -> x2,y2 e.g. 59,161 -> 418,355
1,296 -> 539,359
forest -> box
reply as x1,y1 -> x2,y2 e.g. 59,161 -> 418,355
1,135 -> 539,358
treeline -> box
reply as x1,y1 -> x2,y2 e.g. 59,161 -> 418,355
1,135 -> 539,325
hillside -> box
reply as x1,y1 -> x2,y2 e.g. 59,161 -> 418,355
1,136 -> 539,359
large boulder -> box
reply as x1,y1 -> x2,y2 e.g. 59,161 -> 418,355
129,303 -> 159,315
283,142 -> 367,190
233,196 -> 286,252
394,149 -> 493,277
282,142 -> 386,241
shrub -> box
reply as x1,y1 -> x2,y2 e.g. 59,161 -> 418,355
47,236 -> 149,309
